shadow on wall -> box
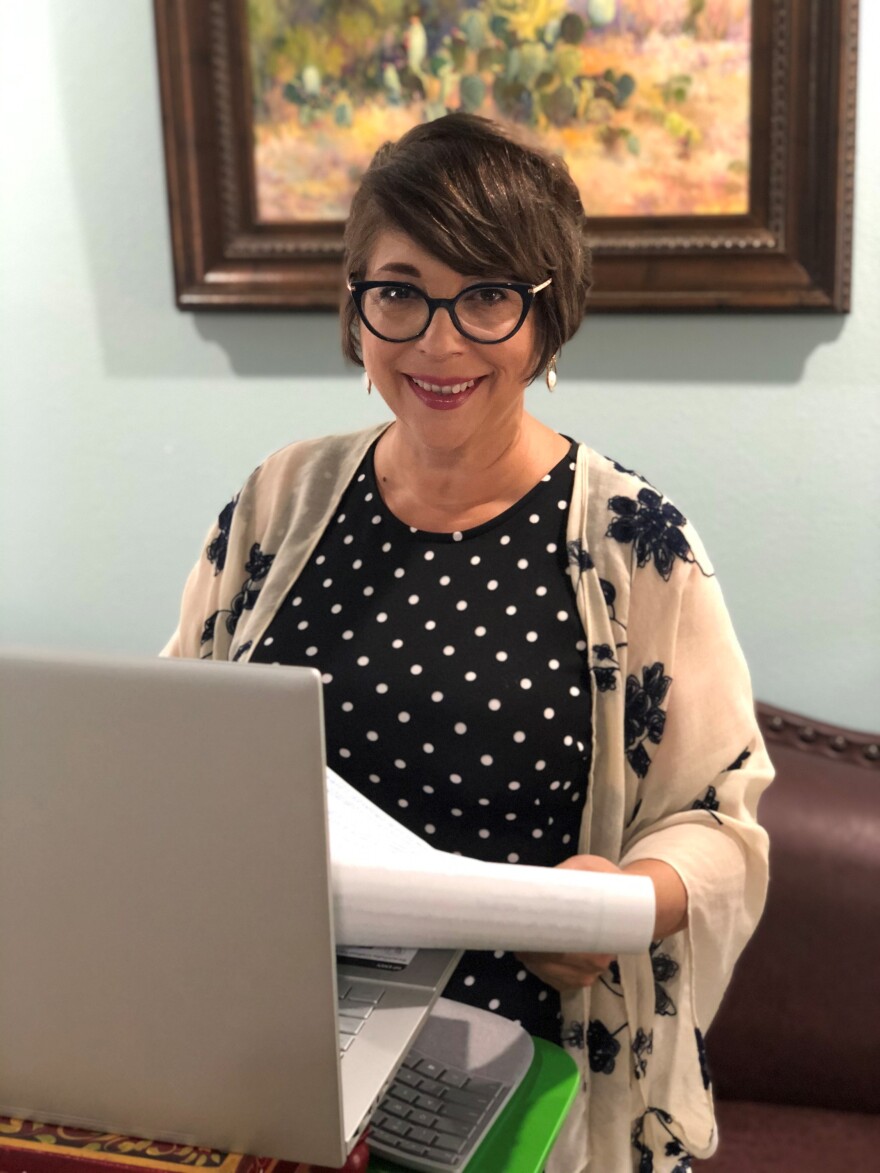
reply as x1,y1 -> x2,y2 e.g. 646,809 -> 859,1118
194,311 -> 846,383
50,0 -> 845,383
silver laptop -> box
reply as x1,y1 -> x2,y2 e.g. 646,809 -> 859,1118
0,647 -> 460,1168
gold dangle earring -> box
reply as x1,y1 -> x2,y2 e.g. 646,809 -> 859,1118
363,371 -> 372,396
546,353 -> 558,391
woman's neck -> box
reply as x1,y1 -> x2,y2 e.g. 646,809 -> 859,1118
373,414 -> 570,533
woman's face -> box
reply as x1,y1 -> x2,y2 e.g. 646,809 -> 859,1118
359,229 -> 540,452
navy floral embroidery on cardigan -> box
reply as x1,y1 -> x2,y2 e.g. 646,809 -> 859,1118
725,747 -> 752,771
226,543 -> 275,634
566,539 -> 594,573
599,958 -> 624,998
596,942 -> 678,1019
244,543 -> 273,580
587,1019 -> 626,1074
691,785 -> 723,826
632,1107 -> 693,1172
632,1027 -> 654,1079
651,942 -> 680,1017
590,642 -> 621,692
201,611 -> 219,647
566,540 -> 627,643
564,1015 -> 656,1082
625,662 -> 672,779
606,488 -> 693,581
205,497 -> 238,575
199,542 -> 275,652
599,576 -> 627,632
226,586 -> 261,634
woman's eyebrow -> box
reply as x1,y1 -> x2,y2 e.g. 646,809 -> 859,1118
372,263 -> 508,283
374,262 -> 421,277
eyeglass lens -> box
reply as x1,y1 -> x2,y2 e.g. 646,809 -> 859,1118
361,285 -> 525,341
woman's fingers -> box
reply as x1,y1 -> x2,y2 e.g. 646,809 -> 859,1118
514,856 -> 621,992
515,950 -> 616,993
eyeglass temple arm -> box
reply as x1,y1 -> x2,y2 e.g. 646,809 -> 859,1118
349,278 -> 552,294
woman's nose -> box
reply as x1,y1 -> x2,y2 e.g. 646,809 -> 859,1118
416,305 -> 464,355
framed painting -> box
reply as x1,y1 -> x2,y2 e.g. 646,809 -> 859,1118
153,0 -> 859,311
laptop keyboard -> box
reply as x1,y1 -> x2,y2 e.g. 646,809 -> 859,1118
337,989 -> 529,1171
367,1048 -> 508,1171
337,979 -> 384,1052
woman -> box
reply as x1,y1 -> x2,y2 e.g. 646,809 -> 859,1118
164,114 -> 772,1172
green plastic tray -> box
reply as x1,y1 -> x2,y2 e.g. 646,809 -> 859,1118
368,1037 -> 579,1173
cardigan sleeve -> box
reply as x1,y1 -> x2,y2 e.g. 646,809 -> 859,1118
615,538 -> 773,1162
620,554 -> 772,1017
553,451 -> 773,1170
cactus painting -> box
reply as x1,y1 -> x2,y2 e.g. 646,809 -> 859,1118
248,0 -> 751,222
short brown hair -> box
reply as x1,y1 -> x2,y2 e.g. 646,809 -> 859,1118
341,114 -> 592,381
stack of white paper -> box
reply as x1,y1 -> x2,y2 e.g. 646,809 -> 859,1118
326,770 -> 655,955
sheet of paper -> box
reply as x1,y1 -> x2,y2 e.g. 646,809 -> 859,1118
326,767 -> 435,865
326,770 -> 656,956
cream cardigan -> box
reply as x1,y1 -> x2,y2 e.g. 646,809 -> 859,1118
164,425 -> 772,1172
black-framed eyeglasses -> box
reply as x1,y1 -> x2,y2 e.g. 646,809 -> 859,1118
348,277 -> 552,344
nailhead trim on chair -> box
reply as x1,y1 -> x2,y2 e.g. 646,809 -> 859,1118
756,701 -> 880,769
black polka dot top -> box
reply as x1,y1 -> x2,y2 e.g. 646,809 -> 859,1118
251,438 -> 591,1041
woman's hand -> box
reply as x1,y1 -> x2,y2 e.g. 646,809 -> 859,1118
516,853 -> 690,993
515,854 -> 622,994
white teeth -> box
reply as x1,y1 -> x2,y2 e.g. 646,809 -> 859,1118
411,377 -> 477,396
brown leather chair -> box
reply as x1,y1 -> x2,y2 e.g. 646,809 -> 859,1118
695,703 -> 880,1170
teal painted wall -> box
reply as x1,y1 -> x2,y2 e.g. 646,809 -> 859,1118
2,1 -> 878,729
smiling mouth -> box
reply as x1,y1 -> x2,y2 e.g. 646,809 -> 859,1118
408,375 -> 482,396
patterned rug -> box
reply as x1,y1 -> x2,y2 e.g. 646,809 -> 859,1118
0,1118 -> 302,1173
